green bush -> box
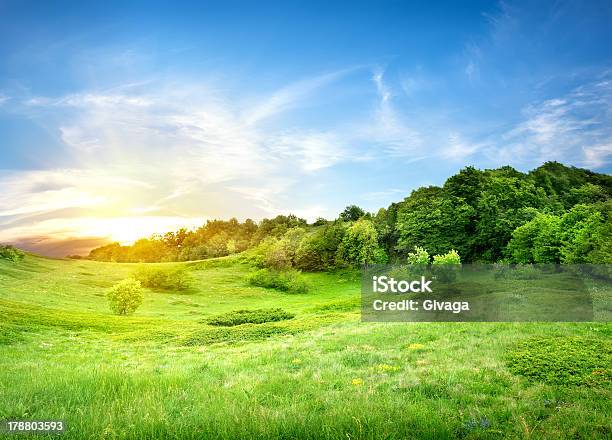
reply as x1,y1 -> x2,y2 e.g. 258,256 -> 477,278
431,249 -> 461,282
133,266 -> 193,290
294,236 -> 324,271
243,237 -> 276,268
337,219 -> 387,267
506,336 -> 611,387
294,223 -> 347,271
205,308 -> 295,326
247,268 -> 309,294
107,278 -> 144,315
0,245 -> 25,262
432,249 -> 461,264
406,246 -> 430,265
257,227 -> 305,270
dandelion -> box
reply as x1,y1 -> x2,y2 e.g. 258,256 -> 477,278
407,343 -> 425,350
352,378 -> 364,386
291,358 -> 302,365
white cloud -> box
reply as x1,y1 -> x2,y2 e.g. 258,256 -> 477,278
361,188 -> 409,201
465,60 -> 480,81
244,68 -> 356,125
372,68 -> 391,103
0,169 -> 142,218
227,177 -> 297,216
463,41 -> 482,82
2,71 -> 376,241
441,133 -> 485,160
365,68 -> 424,158
583,144 -> 612,168
488,77 -> 612,168
267,131 -> 346,172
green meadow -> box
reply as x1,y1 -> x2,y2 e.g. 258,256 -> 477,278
1,254 -> 610,439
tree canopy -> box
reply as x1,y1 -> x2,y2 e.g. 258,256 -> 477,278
87,162 -> 611,267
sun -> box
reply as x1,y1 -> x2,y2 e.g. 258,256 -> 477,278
82,216 -> 205,244
9,216 -> 207,246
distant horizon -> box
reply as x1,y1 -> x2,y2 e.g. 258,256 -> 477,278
1,1 -> 611,256
6,159 -> 608,257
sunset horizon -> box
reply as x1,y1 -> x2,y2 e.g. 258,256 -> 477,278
1,159 -> 603,258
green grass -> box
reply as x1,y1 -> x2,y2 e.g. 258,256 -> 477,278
0,254 -> 610,439
506,336 -> 611,387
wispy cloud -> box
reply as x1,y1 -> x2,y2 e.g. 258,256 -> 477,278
363,68 -> 423,158
464,59 -> 479,82
441,133 -> 485,161
267,131 -> 347,172
244,67 -> 358,125
489,76 -> 612,167
361,188 -> 410,201
583,143 -> 612,168
1,69 -> 404,243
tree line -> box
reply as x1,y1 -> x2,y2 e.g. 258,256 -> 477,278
86,162 -> 612,267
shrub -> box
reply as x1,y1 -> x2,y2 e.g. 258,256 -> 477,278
107,278 -> 144,315
295,222 -> 347,271
0,244 -> 25,262
182,324 -> 295,346
432,249 -> 461,282
432,249 -> 461,265
406,246 -> 430,265
265,227 -> 305,269
244,237 -> 276,268
247,268 -> 309,294
294,236 -> 325,271
245,228 -> 307,270
133,266 -> 193,290
205,308 -> 295,326
264,238 -> 293,270
337,219 -> 387,267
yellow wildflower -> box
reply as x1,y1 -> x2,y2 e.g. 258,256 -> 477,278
374,363 -> 400,372
351,378 -> 364,386
407,343 -> 425,350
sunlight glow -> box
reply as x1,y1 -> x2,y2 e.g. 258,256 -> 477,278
0,216 -> 205,245
78,216 -> 206,244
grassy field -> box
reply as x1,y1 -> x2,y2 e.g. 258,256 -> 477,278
0,255 -> 610,439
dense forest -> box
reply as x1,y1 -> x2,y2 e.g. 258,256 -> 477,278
86,162 -> 612,267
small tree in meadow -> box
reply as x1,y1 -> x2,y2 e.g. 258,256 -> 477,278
107,278 -> 144,315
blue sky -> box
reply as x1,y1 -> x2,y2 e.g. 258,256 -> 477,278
0,0 -> 611,254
